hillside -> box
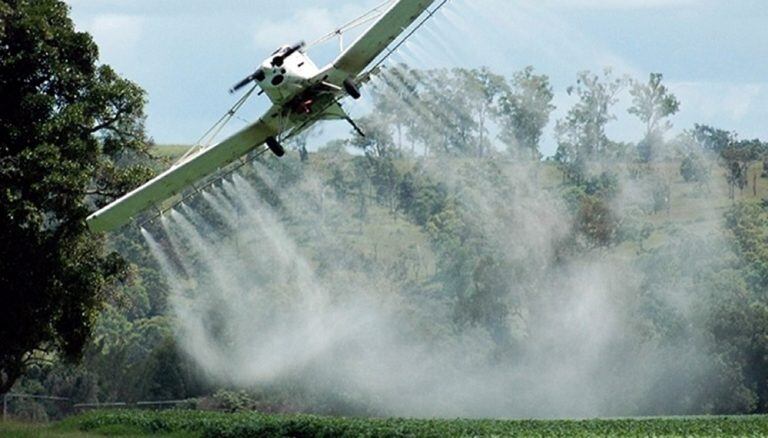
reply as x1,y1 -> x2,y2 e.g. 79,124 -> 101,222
9,66 -> 768,422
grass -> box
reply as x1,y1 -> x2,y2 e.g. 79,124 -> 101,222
4,410 -> 768,437
1,416 -> 194,437
152,144 -> 193,161
0,420 -> 100,437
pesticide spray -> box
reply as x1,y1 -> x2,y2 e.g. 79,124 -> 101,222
139,0 -> 739,418
141,151 -> 728,419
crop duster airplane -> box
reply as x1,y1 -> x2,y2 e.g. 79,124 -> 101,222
87,0 -> 447,233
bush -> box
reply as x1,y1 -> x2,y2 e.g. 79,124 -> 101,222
680,154 -> 710,184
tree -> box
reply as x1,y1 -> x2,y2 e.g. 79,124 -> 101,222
496,66 -> 555,160
688,125 -> 765,199
369,66 -> 486,158
371,64 -> 423,153
576,194 -> 619,247
0,0 -> 153,394
287,126 -> 321,162
416,69 -> 478,156
555,69 -> 626,182
721,140 -> 762,200
458,67 -> 507,158
628,73 -> 680,162
680,153 -> 710,187
692,124 -> 735,154
461,255 -> 513,348
348,115 -> 396,159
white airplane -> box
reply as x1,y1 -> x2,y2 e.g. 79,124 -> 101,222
87,0 -> 447,233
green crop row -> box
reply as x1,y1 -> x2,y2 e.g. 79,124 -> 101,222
60,410 -> 768,437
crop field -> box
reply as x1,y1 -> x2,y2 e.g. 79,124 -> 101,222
2,410 -> 767,437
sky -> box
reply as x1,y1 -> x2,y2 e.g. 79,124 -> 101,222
64,0 -> 768,156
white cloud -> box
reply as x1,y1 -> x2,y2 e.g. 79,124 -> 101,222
251,3 -> 385,54
453,0 -> 641,75
534,0 -> 702,10
86,14 -> 144,61
253,8 -> 337,51
670,82 -> 766,122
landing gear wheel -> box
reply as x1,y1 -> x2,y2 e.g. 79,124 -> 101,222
343,77 -> 361,100
266,137 -> 285,157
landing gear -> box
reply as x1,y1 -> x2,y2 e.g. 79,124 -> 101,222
266,136 -> 285,157
343,77 -> 361,100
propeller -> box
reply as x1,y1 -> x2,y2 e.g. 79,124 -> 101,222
230,69 -> 266,94
229,41 -> 305,94
271,41 -> 306,67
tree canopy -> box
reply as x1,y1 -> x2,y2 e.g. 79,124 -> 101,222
0,0 -> 154,394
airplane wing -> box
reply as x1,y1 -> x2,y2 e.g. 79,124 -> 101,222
331,0 -> 437,78
87,116 -> 279,233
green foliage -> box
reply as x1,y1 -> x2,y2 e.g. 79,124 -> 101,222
455,67 -> 508,157
680,125 -> 766,199
348,115 -> 396,158
726,203 -> 768,290
584,171 -> 620,198
693,124 -> 736,154
617,209 -> 654,252
680,153 -> 711,184
628,73 -> 680,162
555,69 -> 627,182
650,180 -> 671,214
575,194 -> 618,247
629,73 -> 680,135
64,410 -> 768,438
721,139 -> 765,199
211,390 -> 261,413
365,65 -> 553,158
49,63 -> 768,415
496,66 -> 555,159
0,0 -> 155,393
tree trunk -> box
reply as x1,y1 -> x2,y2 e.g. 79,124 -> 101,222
478,108 -> 485,158
0,366 -> 22,396
754,174 -> 758,197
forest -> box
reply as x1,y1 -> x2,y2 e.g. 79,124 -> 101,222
9,63 -> 768,419
4,0 -> 768,423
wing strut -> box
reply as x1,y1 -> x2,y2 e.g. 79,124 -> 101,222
307,1 -> 395,51
359,0 -> 450,82
177,83 -> 260,165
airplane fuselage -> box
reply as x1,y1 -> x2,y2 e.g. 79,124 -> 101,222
250,44 -> 358,138
257,46 -> 322,105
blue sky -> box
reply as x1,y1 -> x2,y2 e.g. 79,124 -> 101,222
64,0 -> 768,156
